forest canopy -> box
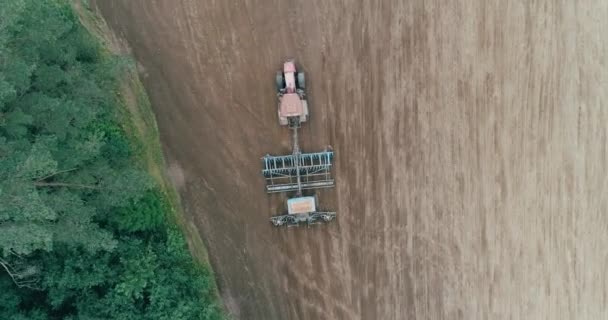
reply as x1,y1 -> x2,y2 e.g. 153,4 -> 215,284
0,1 -> 223,319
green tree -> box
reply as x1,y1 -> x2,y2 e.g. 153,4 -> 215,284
0,0 -> 146,287
1,0 -> 224,318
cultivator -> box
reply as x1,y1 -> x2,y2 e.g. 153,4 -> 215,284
261,59 -> 336,227
262,148 -> 334,193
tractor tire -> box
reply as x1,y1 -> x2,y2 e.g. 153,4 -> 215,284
275,72 -> 284,91
297,72 -> 305,89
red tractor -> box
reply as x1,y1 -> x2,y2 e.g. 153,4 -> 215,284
275,59 -> 308,127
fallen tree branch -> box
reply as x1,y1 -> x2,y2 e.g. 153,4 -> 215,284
35,168 -> 78,182
34,182 -> 99,189
0,258 -> 41,290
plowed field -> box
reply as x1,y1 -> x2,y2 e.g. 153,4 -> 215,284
94,1 -> 608,319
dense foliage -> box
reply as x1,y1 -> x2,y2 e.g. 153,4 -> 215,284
0,1 -> 223,319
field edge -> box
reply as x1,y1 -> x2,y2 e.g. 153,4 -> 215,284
71,0 -> 227,314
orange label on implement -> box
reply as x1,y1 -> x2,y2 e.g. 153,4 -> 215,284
288,197 -> 316,214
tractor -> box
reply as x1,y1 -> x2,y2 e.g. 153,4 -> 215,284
261,59 -> 336,227
275,59 -> 308,127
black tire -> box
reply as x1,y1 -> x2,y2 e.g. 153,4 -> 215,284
275,72 -> 284,91
297,72 -> 305,89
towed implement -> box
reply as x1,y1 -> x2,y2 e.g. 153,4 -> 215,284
262,59 -> 336,227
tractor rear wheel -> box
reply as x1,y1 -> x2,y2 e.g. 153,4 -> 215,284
297,72 -> 305,89
275,72 -> 284,91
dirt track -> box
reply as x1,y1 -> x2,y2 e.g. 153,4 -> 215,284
94,1 -> 608,319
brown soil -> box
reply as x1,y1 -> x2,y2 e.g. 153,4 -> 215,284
93,1 -> 608,319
